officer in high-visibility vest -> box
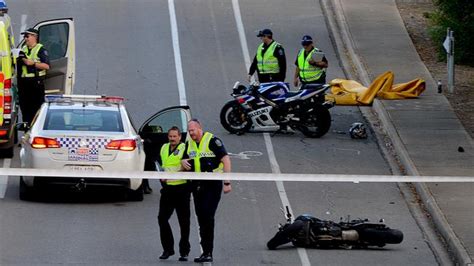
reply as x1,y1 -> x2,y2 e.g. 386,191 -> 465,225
293,35 -> 328,89
18,28 -> 50,124
157,126 -> 191,262
248,28 -> 286,83
181,119 -> 231,263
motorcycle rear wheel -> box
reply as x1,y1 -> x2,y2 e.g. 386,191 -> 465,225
220,101 -> 252,134
359,228 -> 404,246
300,106 -> 331,138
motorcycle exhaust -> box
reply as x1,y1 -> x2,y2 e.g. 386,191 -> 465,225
341,230 -> 359,241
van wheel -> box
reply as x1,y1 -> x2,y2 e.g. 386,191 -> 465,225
0,146 -> 14,158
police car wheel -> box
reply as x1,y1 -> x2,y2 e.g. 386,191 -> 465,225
127,186 -> 144,201
19,177 -> 36,201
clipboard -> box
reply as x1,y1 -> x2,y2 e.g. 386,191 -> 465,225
311,51 -> 325,62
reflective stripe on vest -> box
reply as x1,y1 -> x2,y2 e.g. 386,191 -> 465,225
256,41 -> 280,74
160,142 -> 187,185
187,132 -> 224,173
21,43 -> 46,78
297,48 -> 324,82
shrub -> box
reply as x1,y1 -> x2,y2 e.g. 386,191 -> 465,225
428,0 -> 474,66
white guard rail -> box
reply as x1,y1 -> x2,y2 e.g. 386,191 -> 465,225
0,168 -> 473,182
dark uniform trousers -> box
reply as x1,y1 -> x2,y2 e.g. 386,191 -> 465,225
158,183 -> 191,255
193,180 -> 223,255
258,73 -> 284,83
18,77 -> 45,124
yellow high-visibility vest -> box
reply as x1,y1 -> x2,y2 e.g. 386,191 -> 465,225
256,41 -> 280,74
297,48 -> 324,83
160,142 -> 187,185
21,43 -> 46,78
186,132 -> 223,173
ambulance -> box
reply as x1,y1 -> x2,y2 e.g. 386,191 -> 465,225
0,0 -> 75,157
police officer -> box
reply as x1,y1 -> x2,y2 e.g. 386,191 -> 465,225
181,119 -> 231,263
248,29 -> 287,83
157,126 -> 191,262
18,28 -> 50,125
293,35 -> 328,89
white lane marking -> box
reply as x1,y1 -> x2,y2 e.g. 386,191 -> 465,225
0,159 -> 11,199
168,0 -> 187,107
232,1 -> 311,265
168,0 -> 203,256
20,14 -> 27,42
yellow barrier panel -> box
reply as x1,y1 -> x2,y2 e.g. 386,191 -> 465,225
326,71 -> 425,105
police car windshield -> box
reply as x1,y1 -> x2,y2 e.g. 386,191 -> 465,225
43,109 -> 124,132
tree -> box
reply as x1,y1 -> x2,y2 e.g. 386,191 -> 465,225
429,0 -> 474,66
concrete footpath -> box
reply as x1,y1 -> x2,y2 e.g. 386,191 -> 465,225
321,0 -> 474,265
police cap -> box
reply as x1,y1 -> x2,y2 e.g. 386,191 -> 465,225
21,28 -> 39,36
301,35 -> 313,46
257,29 -> 273,37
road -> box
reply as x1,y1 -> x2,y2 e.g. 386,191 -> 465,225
0,0 -> 438,265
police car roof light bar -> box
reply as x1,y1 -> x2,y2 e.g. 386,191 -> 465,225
45,95 -> 124,104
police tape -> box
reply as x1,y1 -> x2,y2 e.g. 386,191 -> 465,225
0,167 -> 473,182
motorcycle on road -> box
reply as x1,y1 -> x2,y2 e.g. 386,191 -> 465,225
220,82 -> 334,138
267,207 -> 404,250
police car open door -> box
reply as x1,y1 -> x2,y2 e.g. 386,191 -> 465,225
139,106 -> 191,171
18,18 -> 75,95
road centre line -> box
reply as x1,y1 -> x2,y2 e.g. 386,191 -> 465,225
231,1 -> 311,265
0,159 -> 11,199
20,14 -> 27,42
167,0 -> 205,257
168,0 -> 187,107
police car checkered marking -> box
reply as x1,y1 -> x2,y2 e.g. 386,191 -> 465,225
56,137 -> 110,149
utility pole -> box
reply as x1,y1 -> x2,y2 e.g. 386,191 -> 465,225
443,28 -> 455,93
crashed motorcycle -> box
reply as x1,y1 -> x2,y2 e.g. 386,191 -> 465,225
267,207 -> 403,250
220,82 -> 334,138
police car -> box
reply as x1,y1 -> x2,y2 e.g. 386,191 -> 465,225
0,0 -> 76,157
19,95 -> 146,201
19,94 -> 192,201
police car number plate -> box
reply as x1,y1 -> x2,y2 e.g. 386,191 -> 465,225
67,165 -> 102,171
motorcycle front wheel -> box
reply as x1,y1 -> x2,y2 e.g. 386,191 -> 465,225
300,105 -> 331,138
220,101 -> 252,134
267,220 -> 305,250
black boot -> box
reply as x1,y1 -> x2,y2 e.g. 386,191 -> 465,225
194,253 -> 213,263
159,250 -> 175,260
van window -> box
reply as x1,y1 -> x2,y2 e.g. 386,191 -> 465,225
38,22 -> 69,60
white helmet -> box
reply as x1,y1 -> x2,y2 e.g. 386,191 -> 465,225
349,122 -> 367,139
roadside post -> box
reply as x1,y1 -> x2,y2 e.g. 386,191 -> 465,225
443,28 -> 455,93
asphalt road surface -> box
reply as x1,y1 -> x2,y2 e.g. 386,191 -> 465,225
0,1 -> 438,265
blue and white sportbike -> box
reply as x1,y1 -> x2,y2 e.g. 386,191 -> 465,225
220,82 -> 334,138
